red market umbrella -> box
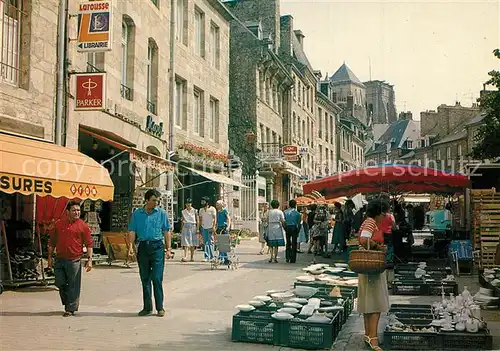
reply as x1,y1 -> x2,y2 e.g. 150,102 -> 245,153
303,164 -> 471,199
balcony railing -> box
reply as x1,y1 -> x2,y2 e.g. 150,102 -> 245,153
86,62 -> 103,73
121,84 -> 132,100
147,100 -> 157,115
258,142 -> 282,161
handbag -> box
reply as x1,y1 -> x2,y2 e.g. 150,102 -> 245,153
348,238 -> 386,274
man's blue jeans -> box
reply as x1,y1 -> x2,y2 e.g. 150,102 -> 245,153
201,228 -> 214,260
137,240 -> 165,312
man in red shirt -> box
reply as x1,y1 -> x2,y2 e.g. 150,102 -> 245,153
48,201 -> 93,317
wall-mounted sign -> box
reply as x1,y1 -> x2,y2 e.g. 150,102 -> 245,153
299,146 -> 309,154
145,115 -> 164,138
282,145 -> 298,156
77,1 -> 112,52
74,72 -> 106,111
283,155 -> 299,162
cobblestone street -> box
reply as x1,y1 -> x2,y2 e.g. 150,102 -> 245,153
1,239 -> 499,350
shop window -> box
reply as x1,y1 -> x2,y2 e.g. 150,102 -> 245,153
121,16 -> 135,100
147,38 -> 159,114
145,146 -> 161,188
1,0 -> 31,89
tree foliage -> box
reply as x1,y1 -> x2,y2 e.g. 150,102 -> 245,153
471,49 -> 500,160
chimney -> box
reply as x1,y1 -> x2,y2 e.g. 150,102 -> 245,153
294,29 -> 304,47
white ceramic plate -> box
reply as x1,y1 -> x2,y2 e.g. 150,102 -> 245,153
284,302 -> 303,309
248,300 -> 266,307
290,297 -> 308,304
272,312 -> 294,320
441,328 -> 455,332
236,304 -> 255,312
266,289 -> 284,296
335,263 -> 349,268
254,295 -> 272,302
271,292 -> 294,299
296,275 -> 315,282
278,307 -> 299,314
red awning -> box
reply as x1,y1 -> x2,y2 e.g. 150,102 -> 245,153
303,164 -> 471,199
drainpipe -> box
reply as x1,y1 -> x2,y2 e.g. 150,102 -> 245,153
166,0 -> 176,193
55,0 -> 68,145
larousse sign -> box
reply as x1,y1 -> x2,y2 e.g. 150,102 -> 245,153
74,73 -> 106,111
77,1 -> 112,52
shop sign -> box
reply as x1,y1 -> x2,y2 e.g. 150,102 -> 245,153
77,1 -> 112,52
299,146 -> 309,154
145,115 -> 164,138
282,145 -> 298,156
74,73 -> 106,111
0,174 -> 53,195
283,155 -> 299,162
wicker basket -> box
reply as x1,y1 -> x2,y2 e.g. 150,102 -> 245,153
349,239 -> 386,274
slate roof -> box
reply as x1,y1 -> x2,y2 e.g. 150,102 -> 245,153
466,113 -> 486,126
433,129 -> 467,145
330,63 -> 365,87
366,119 -> 410,155
291,32 -> 314,74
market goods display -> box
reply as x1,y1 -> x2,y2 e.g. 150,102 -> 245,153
392,262 -> 458,296
384,285 -> 493,350
231,267 -> 357,350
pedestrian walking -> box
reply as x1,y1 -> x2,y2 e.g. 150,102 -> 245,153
284,199 -> 301,263
266,200 -> 286,263
48,201 -> 93,317
180,199 -> 199,262
215,200 -> 231,264
128,189 -> 172,317
198,196 -> 216,261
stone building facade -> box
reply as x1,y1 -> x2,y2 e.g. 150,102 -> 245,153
0,0 -> 58,140
420,102 -> 480,138
337,111 -> 366,172
279,15 -> 317,186
226,0 -> 299,204
364,80 -> 397,125
316,78 -> 340,177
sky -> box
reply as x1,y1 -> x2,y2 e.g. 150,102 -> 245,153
280,0 -> 500,118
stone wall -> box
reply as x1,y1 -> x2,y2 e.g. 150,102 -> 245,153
0,0 -> 59,140
420,103 -> 479,137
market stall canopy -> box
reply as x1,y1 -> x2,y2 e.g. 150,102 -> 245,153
183,167 -> 248,188
0,132 -> 114,201
303,164 -> 471,199
295,196 -> 314,206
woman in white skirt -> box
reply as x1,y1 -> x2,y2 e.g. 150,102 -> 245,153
180,199 -> 199,262
357,199 -> 390,351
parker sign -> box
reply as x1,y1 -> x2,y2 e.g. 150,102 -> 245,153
77,1 -> 112,52
74,73 -> 106,111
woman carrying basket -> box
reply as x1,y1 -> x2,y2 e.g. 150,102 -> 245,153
357,199 -> 390,351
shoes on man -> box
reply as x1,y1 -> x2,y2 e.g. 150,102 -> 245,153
62,311 -> 74,317
157,309 -> 166,317
138,309 -> 152,316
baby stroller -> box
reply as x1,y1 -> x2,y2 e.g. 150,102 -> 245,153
210,234 -> 239,270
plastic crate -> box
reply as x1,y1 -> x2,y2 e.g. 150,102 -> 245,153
384,330 -> 439,350
315,294 -> 352,322
395,264 -> 452,276
440,330 -> 493,350
231,311 -> 282,345
280,312 -> 341,349
392,280 -> 430,295
428,282 -> 458,295
394,312 -> 434,320
294,282 -> 358,298
389,304 -> 433,315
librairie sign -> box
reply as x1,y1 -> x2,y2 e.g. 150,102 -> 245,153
77,1 -> 112,52
74,72 -> 106,111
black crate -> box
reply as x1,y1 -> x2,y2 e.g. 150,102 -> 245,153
440,330 -> 493,350
394,313 -> 434,320
392,281 -> 430,295
294,282 -> 357,299
428,282 -> 458,296
280,312 -> 341,349
384,331 -> 440,350
389,304 -> 433,314
231,311 -> 282,345
396,318 -> 433,327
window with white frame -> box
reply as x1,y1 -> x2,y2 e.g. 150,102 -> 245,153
175,78 -> 185,128
121,19 -> 134,100
147,39 -> 158,114
194,8 -> 204,57
209,97 -> 219,141
0,0 -> 22,86
193,88 -> 204,135
176,0 -> 186,44
209,22 -> 220,69
87,52 -> 105,72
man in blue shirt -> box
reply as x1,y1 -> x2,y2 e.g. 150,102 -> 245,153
128,189 -> 172,317
284,199 -> 302,263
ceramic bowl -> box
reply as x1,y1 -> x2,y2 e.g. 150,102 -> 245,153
236,304 -> 255,312
248,300 -> 266,307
